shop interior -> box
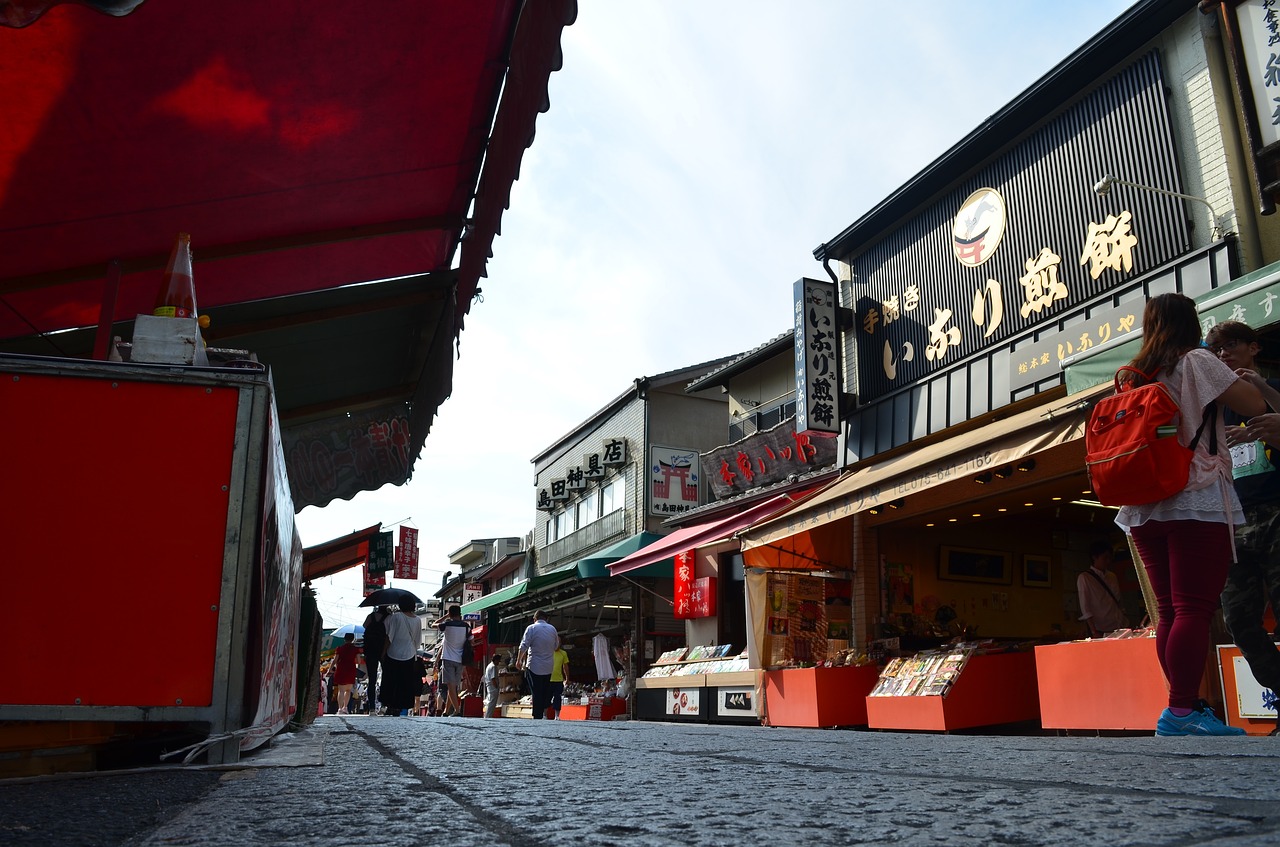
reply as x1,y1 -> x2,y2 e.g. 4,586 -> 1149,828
860,438 -> 1139,647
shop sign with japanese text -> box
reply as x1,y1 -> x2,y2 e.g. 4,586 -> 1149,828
794,277 -> 840,437
650,445 -> 699,517
702,419 -> 837,499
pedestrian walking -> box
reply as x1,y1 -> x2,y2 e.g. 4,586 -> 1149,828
331,632 -> 360,715
381,598 -> 423,716
1114,293 -> 1265,736
435,605 -> 471,717
483,652 -> 505,718
517,610 -> 558,720
549,639 -> 570,719
361,605 -> 390,714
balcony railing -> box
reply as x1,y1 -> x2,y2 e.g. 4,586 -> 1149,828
541,508 -> 627,569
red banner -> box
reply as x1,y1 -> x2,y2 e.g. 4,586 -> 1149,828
674,550 -> 694,619
394,525 -> 419,579
363,561 -> 386,595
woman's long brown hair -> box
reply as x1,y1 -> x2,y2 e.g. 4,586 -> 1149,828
1123,292 -> 1202,388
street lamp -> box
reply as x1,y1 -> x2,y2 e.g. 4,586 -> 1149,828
1092,174 -> 1222,239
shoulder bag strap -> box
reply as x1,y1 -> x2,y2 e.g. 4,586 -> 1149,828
1084,568 -> 1123,609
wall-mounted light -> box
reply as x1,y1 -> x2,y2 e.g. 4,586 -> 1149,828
974,471 -> 993,484
993,465 -> 1013,480
868,504 -> 881,515
1092,174 -> 1222,239
887,498 -> 904,509
1016,458 -> 1037,473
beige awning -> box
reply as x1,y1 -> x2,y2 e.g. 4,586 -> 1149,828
739,385 -> 1108,552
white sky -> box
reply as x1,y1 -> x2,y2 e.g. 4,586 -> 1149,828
296,0 -> 1138,629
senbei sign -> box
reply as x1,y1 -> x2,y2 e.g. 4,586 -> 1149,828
793,277 -> 840,438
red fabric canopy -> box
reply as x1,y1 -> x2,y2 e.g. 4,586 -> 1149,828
0,0 -> 576,508
608,487 -> 821,577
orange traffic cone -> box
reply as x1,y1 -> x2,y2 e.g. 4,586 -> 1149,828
153,232 -> 197,320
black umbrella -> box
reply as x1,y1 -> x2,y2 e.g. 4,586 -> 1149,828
359,587 -> 422,608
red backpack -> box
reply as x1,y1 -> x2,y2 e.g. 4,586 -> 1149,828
1084,366 -> 1215,507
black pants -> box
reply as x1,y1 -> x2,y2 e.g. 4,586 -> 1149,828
363,656 -> 381,711
1223,503 -> 1280,692
526,670 -> 552,719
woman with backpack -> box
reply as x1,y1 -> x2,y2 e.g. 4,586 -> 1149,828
1114,292 -> 1266,736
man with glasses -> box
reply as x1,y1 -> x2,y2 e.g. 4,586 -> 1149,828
1205,320 -> 1280,723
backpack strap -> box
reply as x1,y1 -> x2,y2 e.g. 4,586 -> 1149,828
1084,568 -> 1122,609
1186,401 -> 1218,456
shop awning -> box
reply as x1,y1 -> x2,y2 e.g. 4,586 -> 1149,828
301,523 -> 382,582
0,1 -> 576,510
608,488 -> 822,577
574,532 -> 664,578
740,388 -> 1107,556
1062,258 -> 1280,394
459,569 -> 579,616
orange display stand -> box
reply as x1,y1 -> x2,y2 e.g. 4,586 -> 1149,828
1216,644 -> 1278,736
1035,637 -> 1168,731
865,652 -> 1039,731
764,665 -> 880,727
560,698 -> 628,721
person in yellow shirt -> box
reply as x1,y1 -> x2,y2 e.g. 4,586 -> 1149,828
549,639 -> 571,719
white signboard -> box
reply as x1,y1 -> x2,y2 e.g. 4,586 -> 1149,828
649,445 -> 700,517
1237,0 -> 1280,148
463,582 -> 483,605
716,685 -> 758,718
1233,656 -> 1279,719
665,687 -> 701,716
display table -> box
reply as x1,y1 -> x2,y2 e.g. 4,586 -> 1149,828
560,697 -> 628,721
1035,637 -> 1167,731
865,652 -> 1039,731
764,665 -> 880,728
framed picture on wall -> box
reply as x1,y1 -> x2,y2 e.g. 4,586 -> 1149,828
1022,554 -> 1053,589
939,546 -> 1011,585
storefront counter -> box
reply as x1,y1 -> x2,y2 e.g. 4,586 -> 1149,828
763,665 -> 880,728
1035,637 -> 1167,731
635,677 -> 709,723
865,652 -> 1039,732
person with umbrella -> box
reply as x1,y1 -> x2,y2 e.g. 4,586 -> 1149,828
331,632 -> 360,715
361,606 -> 390,714
380,597 -> 423,716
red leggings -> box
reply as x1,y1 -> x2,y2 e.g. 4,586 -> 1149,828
1130,519 -> 1233,710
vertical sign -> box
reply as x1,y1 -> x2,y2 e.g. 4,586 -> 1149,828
794,277 -> 841,437
463,582 -> 484,605
650,445 -> 700,517
689,576 -> 717,618
368,531 -> 395,573
362,561 -> 386,596
1235,0 -> 1280,148
674,549 -> 695,619
394,526 -> 419,579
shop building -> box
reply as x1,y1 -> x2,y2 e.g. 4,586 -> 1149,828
733,0 -> 1280,732
607,331 -> 843,724
460,357 -> 735,716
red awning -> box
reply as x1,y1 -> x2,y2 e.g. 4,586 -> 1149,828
302,523 -> 382,583
608,487 -> 821,577
0,0 -> 576,509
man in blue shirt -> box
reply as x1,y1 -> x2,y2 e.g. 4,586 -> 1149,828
517,610 -> 558,719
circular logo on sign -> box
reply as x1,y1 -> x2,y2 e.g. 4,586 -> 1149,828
952,187 -> 1006,267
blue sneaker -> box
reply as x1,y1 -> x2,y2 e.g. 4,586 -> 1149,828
1156,702 -> 1246,736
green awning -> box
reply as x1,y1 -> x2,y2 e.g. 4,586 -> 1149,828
574,531 -> 665,578
459,568 -> 579,615
1064,258 -> 1280,394
460,580 -> 529,615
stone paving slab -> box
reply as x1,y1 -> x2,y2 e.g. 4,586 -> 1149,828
4,716 -> 1278,846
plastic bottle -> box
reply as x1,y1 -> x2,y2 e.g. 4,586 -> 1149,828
153,232 -> 197,319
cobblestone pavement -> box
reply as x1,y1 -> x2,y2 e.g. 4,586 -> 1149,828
3,716 -> 1279,846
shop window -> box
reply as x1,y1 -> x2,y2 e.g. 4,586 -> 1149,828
599,476 -> 625,516
554,510 -> 573,540
576,489 -> 599,529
